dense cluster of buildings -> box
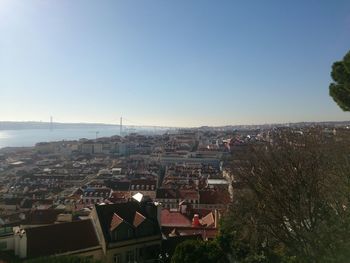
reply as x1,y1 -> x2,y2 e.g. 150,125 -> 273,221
0,125 -> 344,262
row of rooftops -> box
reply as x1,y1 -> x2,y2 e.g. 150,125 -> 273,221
5,197 -> 221,259
156,188 -> 231,204
0,129 -> 239,255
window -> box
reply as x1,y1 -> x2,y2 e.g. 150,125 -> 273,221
126,251 -> 135,263
114,254 -> 122,263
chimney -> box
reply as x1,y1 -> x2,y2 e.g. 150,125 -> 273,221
143,201 -> 156,220
179,201 -> 187,214
192,214 -> 200,227
156,202 -> 162,229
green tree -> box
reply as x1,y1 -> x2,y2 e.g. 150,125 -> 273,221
329,50 -> 350,110
171,240 -> 228,263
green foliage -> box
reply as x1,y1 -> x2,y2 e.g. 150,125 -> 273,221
329,50 -> 350,111
26,255 -> 101,263
171,240 -> 228,263
216,225 -> 296,263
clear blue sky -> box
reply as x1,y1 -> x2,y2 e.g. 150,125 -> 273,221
1,0 -> 350,127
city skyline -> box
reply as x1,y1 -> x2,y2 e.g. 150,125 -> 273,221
1,0 -> 350,127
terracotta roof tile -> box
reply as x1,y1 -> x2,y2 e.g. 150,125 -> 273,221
133,211 -> 146,227
94,202 -> 161,244
110,213 -> 123,231
161,209 -> 191,227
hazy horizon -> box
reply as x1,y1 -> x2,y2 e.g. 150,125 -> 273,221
1,118 -> 350,129
1,0 -> 350,126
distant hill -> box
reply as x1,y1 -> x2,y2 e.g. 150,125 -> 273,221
198,121 -> 350,130
1,120 -> 349,131
0,121 -> 118,130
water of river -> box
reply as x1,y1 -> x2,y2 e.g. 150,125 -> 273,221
0,128 -> 121,149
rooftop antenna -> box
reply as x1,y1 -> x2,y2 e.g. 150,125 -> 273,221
120,116 -> 123,136
50,116 -> 53,131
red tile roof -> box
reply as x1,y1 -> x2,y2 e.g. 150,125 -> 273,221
161,209 -> 191,227
133,211 -> 146,227
110,213 -> 123,231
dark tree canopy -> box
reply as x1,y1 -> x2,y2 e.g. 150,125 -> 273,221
171,240 -> 227,263
329,50 -> 350,111
220,129 -> 350,263
169,130 -> 350,263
